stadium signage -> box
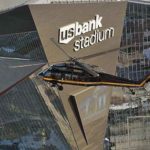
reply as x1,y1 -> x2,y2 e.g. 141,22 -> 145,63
58,14 -> 115,51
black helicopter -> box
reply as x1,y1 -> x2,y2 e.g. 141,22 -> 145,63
38,58 -> 150,90
38,39 -> 150,91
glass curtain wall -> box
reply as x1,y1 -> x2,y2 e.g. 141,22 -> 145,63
117,1 -> 150,81
0,29 -> 76,150
0,31 -> 47,61
0,77 -> 74,150
109,1 -> 150,150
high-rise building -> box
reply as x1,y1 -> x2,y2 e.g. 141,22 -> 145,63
109,1 -> 150,150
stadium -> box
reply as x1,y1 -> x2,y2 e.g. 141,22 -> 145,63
0,0 -> 149,150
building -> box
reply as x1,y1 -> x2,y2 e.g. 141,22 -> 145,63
118,0 -> 150,81
0,1 -> 127,150
109,1 -> 150,150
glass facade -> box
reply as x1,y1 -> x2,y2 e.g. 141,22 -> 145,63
109,1 -> 150,150
0,23 -> 76,150
0,30 -> 77,149
0,77 -> 74,150
0,31 -> 47,61
0,0 -> 137,150
118,1 -> 150,81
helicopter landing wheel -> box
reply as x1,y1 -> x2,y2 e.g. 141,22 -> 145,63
51,83 -> 63,91
57,84 -> 63,91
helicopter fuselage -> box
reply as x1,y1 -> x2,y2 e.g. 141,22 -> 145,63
39,62 -> 150,88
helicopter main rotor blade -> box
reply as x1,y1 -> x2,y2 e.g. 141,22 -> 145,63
78,48 -> 119,60
50,38 -> 147,61
73,59 -> 99,77
50,38 -> 139,62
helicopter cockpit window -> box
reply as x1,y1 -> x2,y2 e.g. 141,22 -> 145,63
44,71 -> 51,77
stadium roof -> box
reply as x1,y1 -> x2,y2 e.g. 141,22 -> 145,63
0,0 -> 150,13
0,0 -> 126,13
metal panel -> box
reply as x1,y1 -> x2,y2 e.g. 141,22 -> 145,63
29,2 -> 127,70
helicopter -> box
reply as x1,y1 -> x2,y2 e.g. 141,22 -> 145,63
38,38 -> 150,91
